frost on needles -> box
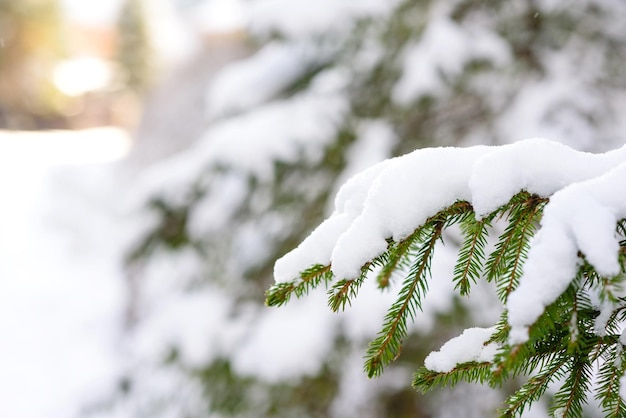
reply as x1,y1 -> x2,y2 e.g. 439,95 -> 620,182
266,138 -> 626,417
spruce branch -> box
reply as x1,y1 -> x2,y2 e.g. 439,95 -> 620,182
579,252 -> 626,304
595,345 -> 626,417
412,362 -> 492,393
268,177 -> 626,416
485,193 -> 546,302
439,200 -> 475,227
376,234 -> 417,289
328,263 -> 372,312
616,219 -> 626,240
265,264 -> 332,307
453,210 -> 491,295
491,287 -> 575,386
490,327 -> 568,387
363,220 -> 444,378
549,354 -> 593,418
329,250 -> 395,311
500,354 -> 570,417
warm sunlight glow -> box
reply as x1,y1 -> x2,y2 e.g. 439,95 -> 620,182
53,57 -> 113,97
194,0 -> 248,33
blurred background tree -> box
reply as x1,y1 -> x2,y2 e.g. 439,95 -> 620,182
0,0 -> 67,129
108,1 -> 626,418
115,0 -> 154,94
0,0 -> 622,417
0,0 -> 159,131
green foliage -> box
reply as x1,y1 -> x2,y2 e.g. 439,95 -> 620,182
484,193 -> 547,302
266,264 -> 333,307
595,346 -> 626,417
116,0 -> 154,93
364,220 -> 444,378
124,0 -> 626,415
327,267 -> 368,312
413,361 -> 492,391
268,191 -> 626,417
453,211 -> 490,296
193,358 -> 341,418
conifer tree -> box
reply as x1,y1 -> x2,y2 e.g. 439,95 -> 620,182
116,0 -> 153,94
117,0 -> 626,417
268,138 -> 626,417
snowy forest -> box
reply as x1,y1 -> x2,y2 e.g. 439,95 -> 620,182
2,0 -> 626,417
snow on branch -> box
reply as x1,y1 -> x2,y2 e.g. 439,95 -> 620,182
267,139 -> 626,384
507,160 -> 626,344
275,138 -> 626,285
424,326 -> 499,373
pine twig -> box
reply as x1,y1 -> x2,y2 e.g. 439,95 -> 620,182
265,264 -> 332,307
364,221 -> 443,378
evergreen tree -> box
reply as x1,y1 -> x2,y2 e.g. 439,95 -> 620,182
0,0 -> 66,128
114,0 -> 626,417
116,0 -> 154,94
268,138 -> 626,417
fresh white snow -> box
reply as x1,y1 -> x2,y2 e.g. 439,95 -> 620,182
275,138 -> 626,348
275,145 -> 493,281
469,138 -> 626,217
15,0 -> 626,415
424,327 -> 498,373
206,42 -> 315,117
393,17 -> 509,104
132,68 -> 349,210
0,129 -> 129,418
248,0 -> 400,38
507,160 -> 626,343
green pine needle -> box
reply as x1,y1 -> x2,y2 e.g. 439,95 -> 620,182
595,347 -> 626,417
265,264 -> 333,307
328,263 -> 371,312
364,221 -> 443,378
376,234 -> 417,289
413,362 -> 492,393
500,354 -> 569,417
548,354 -> 593,418
453,211 -> 490,295
267,193 -> 626,417
485,193 -> 546,302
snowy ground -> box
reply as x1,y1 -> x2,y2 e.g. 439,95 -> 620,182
0,128 -> 130,418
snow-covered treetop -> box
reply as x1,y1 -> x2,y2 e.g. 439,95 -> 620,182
269,138 -> 626,416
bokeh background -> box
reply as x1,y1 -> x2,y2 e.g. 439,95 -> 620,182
1,0 -> 626,417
